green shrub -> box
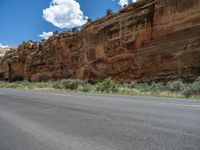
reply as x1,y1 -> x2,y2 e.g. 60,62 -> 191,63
131,83 -> 151,92
79,84 -> 94,92
9,75 -> 24,82
96,78 -> 119,92
150,82 -> 166,92
195,76 -> 200,82
52,81 -> 63,89
183,80 -> 200,98
60,79 -> 81,90
166,81 -> 185,93
127,82 -> 137,89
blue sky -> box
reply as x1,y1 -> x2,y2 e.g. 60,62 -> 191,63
0,0 -> 135,46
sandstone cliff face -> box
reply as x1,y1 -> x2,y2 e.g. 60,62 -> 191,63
0,46 -> 18,79
1,0 -> 200,82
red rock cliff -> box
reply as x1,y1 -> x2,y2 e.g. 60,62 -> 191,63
1,0 -> 200,82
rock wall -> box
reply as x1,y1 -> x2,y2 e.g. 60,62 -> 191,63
1,0 -> 200,82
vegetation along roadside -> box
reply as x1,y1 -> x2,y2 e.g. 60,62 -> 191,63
0,76 -> 200,99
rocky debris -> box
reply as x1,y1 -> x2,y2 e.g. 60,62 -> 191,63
1,0 -> 200,82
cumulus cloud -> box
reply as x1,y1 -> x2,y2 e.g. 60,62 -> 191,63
43,0 -> 87,29
39,32 -> 53,40
0,43 -> 8,48
118,0 -> 129,7
117,0 -> 137,7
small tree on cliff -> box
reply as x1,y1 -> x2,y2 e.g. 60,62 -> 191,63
106,9 -> 113,16
87,18 -> 92,23
71,27 -> 78,32
53,31 -> 59,35
123,4 -> 127,8
41,39 -> 46,42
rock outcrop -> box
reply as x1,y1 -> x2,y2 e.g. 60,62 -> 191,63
0,48 -> 7,57
0,46 -> 17,57
0,46 -> 18,79
1,0 -> 200,82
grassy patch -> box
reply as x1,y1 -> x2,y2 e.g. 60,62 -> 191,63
0,77 -> 200,99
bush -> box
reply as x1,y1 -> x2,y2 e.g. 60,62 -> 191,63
78,84 -> 94,92
96,78 -> 119,92
52,81 -> 63,89
183,80 -> 200,98
166,81 -> 185,93
150,82 -> 166,92
131,82 -> 151,92
195,76 -> 200,82
9,75 -> 24,82
127,82 -> 137,89
60,79 -> 81,90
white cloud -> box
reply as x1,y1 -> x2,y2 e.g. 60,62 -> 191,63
118,0 -> 128,7
43,0 -> 87,29
0,43 -> 8,48
117,0 -> 137,7
39,32 -> 53,40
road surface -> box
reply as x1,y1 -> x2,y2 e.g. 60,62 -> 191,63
0,88 -> 200,150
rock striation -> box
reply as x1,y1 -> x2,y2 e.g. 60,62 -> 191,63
1,0 -> 200,82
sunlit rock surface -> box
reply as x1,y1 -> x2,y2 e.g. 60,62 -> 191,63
1,0 -> 200,82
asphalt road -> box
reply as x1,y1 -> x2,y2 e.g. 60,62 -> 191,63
0,88 -> 200,150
